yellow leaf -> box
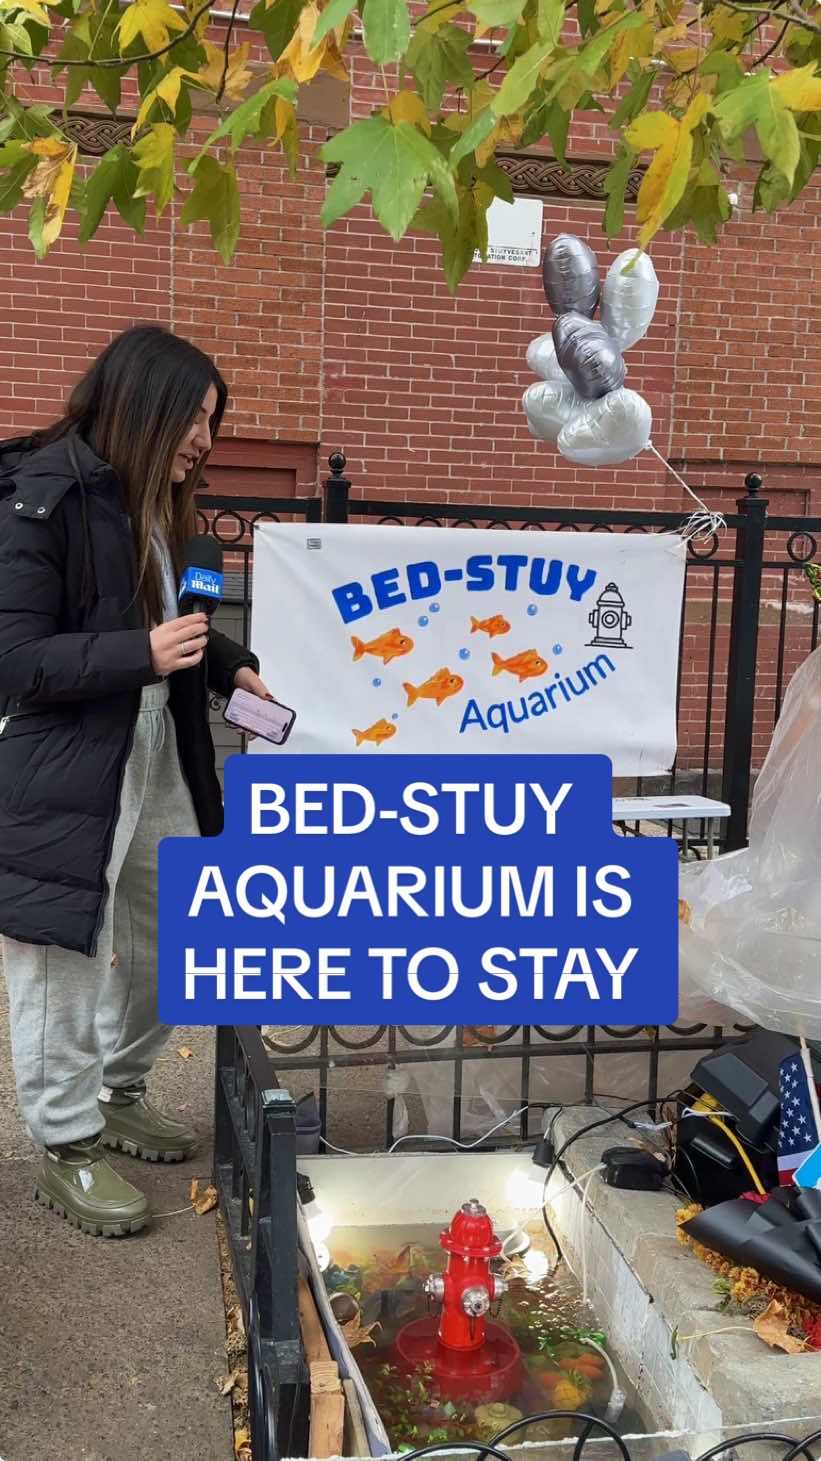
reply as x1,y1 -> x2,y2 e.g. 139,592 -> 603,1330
771,63 -> 821,112
2,0 -> 54,25
662,45 -> 700,74
753,1301 -> 807,1354
625,110 -> 677,151
133,66 -> 190,134
198,40 -> 254,99
118,0 -> 186,54
476,112 -> 523,166
194,1184 -> 218,1215
178,1045 -> 195,1059
189,1177 -> 200,1202
22,138 -> 77,249
234,1430 -> 250,1456
627,95 -> 709,247
386,90 -> 432,134
611,19 -> 653,85
280,1 -> 329,81
707,3 -> 746,44
272,94 -> 298,143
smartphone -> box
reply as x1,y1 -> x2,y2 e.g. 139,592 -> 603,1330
224,688 -> 296,745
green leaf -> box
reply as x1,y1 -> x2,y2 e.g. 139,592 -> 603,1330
492,36 -> 553,115
474,154 -> 514,203
1,18 -> 34,55
712,71 -> 768,140
248,0 -> 303,61
406,25 -> 474,111
522,92 -> 569,160
603,141 -> 634,237
0,155 -> 36,214
192,76 -> 296,163
28,194 -> 47,260
180,154 -> 241,263
321,115 -> 457,239
537,0 -> 564,48
311,0 -> 356,46
361,0 -> 410,65
610,63 -> 654,129
577,11 -> 644,76
132,120 -> 176,214
79,142 -> 146,242
469,0 -> 521,25
449,106 -> 495,166
699,50 -> 742,96
576,0 -> 595,35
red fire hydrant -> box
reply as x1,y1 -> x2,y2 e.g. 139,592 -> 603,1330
394,1199 -> 523,1402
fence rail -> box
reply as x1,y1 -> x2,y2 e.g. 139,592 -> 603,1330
205,461 -> 819,1459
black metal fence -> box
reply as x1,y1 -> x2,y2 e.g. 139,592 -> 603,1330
205,463 -> 821,1459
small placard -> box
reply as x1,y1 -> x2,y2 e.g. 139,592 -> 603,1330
474,197 -> 544,268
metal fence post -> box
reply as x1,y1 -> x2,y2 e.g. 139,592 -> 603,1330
322,451 -> 351,523
721,472 -> 769,851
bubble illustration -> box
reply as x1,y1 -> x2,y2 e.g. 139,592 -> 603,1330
458,648 -> 471,661
372,677 -> 382,687
418,616 -> 429,627
429,603 -> 440,614
527,604 -> 538,617
552,644 -> 564,656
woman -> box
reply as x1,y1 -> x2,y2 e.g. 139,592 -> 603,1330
0,325 -> 271,1237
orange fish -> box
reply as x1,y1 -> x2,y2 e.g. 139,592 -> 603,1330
471,614 -> 511,639
491,648 -> 548,683
352,628 -> 414,665
353,718 -> 397,748
403,667 -> 464,708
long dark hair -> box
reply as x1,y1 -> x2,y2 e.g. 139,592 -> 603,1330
37,325 -> 227,625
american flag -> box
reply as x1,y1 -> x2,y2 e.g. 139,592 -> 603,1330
778,1050 -> 821,1184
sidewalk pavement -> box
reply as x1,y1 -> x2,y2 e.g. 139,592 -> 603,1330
0,974 -> 232,1461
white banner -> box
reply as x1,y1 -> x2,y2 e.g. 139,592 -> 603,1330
250,523 -> 686,774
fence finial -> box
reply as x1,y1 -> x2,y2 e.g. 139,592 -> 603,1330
745,472 -> 764,495
328,451 -> 347,477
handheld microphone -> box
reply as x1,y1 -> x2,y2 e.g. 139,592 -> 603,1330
178,535 -> 223,617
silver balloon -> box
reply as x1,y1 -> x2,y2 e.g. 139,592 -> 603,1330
522,378 -> 580,443
525,332 -> 567,382
557,388 -> 652,467
553,312 -> 626,400
601,249 -> 660,351
542,234 -> 600,318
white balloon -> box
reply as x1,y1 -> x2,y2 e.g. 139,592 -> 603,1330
557,387 -> 652,466
601,250 -> 659,350
523,378 -> 581,443
525,332 -> 567,382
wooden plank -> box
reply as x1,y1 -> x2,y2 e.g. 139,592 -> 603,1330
299,1275 -> 333,1364
309,1363 -> 345,1458
342,1377 -> 371,1458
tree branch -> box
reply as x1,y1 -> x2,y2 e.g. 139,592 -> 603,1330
755,15 -> 791,63
0,0 -> 214,68
214,0 -> 242,103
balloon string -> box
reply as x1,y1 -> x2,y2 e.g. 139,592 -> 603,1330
647,440 -> 726,542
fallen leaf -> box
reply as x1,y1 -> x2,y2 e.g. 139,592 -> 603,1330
678,899 -> 692,924
189,1178 -> 201,1203
110,953 -> 120,967
195,1184 -> 218,1215
177,1102 -> 192,1112
178,1045 -> 195,1059
220,1371 -> 240,1396
234,1430 -> 250,1455
340,1316 -> 380,1350
753,1301 -> 807,1354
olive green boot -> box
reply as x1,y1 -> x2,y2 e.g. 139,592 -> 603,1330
36,1138 -> 149,1237
99,1083 -> 198,1163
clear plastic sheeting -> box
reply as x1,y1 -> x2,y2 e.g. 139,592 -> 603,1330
678,645 -> 821,1037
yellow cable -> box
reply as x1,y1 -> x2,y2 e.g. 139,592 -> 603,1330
690,1097 -> 767,1196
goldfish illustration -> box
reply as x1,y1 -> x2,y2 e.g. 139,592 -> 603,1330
470,614 -> 511,638
491,648 -> 548,683
353,719 -> 397,748
351,628 -> 414,665
403,667 -> 464,708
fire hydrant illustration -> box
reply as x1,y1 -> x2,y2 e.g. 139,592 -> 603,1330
588,581 -> 632,649
394,1199 -> 523,1402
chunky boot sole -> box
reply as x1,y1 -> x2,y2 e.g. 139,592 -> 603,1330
100,1130 -> 195,1163
35,1184 -> 147,1237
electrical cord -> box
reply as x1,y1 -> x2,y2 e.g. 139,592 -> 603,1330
781,1430 -> 821,1461
689,1094 -> 767,1195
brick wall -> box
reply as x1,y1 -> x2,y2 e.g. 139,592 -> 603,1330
2,36 -> 820,779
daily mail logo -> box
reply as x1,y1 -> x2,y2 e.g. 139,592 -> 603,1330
179,567 -> 223,601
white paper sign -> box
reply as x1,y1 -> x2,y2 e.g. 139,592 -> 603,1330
250,523 -> 686,774
473,196 -> 544,268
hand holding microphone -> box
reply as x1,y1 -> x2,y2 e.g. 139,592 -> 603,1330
149,534 -> 224,677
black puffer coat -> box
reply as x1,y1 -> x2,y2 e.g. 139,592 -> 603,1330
0,433 -> 258,957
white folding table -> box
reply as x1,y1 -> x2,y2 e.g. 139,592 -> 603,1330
612,794 -> 731,859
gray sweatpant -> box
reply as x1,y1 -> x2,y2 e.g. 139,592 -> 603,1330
2,680 -> 200,1148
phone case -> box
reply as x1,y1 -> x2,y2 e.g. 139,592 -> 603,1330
224,688 -> 296,745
